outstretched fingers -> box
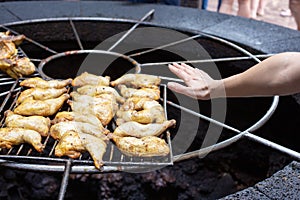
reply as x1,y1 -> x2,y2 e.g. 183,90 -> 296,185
168,63 -> 195,82
167,82 -> 198,99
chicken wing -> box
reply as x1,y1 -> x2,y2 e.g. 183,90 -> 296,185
118,85 -> 160,100
76,85 -> 125,103
0,31 -> 25,46
113,119 -> 176,137
55,131 -> 107,169
0,127 -> 43,152
50,121 -> 109,140
79,132 -> 107,169
52,111 -> 103,128
0,32 -> 34,78
120,97 -> 163,111
5,110 -> 50,137
111,135 -> 169,157
54,130 -> 85,159
116,100 -> 166,125
69,92 -> 118,126
110,73 -> 161,88
14,93 -> 69,116
17,87 -> 67,105
8,57 -> 36,77
72,72 -> 110,87
0,58 -> 12,70
20,77 -> 72,89
0,41 -> 17,59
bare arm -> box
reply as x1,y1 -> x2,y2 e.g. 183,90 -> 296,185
167,52 -> 300,99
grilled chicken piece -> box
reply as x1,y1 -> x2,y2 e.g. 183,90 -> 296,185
0,41 -> 17,59
120,97 -> 163,111
118,85 -> 160,100
20,77 -> 72,89
0,58 -> 12,70
14,93 -> 69,116
116,108 -> 166,125
0,32 -> 35,78
0,31 -> 25,46
17,87 -> 67,105
77,85 -> 125,103
111,135 -> 169,157
5,110 -> 50,137
69,92 -> 118,126
0,127 -> 43,152
55,131 -> 107,169
7,57 -> 36,78
113,120 -> 176,137
110,73 -> 161,88
72,72 -> 110,87
79,132 -> 107,169
54,130 -> 84,159
50,121 -> 109,140
117,99 -> 166,124
52,111 -> 103,128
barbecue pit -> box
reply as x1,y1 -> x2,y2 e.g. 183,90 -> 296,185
1,1 -> 300,199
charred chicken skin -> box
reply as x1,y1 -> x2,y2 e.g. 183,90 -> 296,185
5,110 -> 50,137
111,134 -> 170,157
13,93 -> 70,116
110,73 -> 161,88
17,87 -> 67,105
72,72 -> 110,87
113,119 -> 176,137
0,127 -> 44,152
20,77 -> 72,89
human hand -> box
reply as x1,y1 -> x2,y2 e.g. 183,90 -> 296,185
167,63 -> 220,100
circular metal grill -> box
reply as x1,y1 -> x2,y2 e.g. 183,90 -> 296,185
1,10 -> 300,199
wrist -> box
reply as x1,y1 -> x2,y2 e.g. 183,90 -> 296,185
210,79 -> 226,99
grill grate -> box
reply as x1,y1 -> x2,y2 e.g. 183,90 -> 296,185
0,71 -> 174,168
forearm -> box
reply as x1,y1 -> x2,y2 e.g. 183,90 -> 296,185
215,52 -> 300,98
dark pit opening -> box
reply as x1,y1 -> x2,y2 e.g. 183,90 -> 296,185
1,19 -> 300,200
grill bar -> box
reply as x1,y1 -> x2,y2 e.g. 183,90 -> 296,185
140,54 -> 275,67
69,19 -> 84,50
59,159 -> 72,200
107,9 -> 155,52
129,34 -> 203,57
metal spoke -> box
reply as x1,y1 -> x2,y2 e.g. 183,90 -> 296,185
140,54 -> 274,67
129,34 -> 202,57
0,87 -> 21,98
69,19 -> 84,50
0,25 -> 57,54
58,159 -> 72,200
107,9 -> 155,52
0,81 -> 17,86
29,58 -> 42,62
0,77 -> 14,82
